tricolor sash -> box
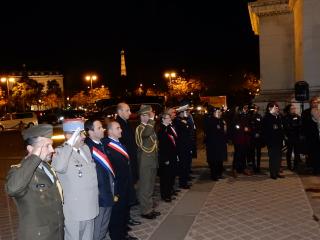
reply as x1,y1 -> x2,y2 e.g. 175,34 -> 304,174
170,126 -> 178,138
107,141 -> 130,160
92,147 -> 115,177
167,133 -> 176,146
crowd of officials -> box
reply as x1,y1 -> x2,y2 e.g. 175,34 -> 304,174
5,96 -> 320,240
203,96 -> 320,181
5,101 -> 197,240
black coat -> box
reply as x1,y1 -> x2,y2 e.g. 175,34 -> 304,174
103,137 -> 136,206
157,123 -> 178,167
262,112 -> 284,147
116,116 -> 139,183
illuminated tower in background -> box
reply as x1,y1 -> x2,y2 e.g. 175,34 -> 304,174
120,49 -> 127,77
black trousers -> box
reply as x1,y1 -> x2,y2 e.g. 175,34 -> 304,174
233,144 -> 249,173
178,150 -> 192,187
286,140 -> 300,170
109,201 -> 127,240
206,146 -> 224,179
249,143 -> 262,171
159,165 -> 173,199
267,144 -> 282,178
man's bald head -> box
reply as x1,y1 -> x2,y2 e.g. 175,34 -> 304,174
107,120 -> 122,140
117,102 -> 131,120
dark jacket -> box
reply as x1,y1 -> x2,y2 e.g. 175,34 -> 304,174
173,117 -> 193,152
6,155 -> 64,240
103,137 -> 135,206
157,123 -> 178,167
85,137 -> 115,207
283,113 -> 302,143
115,116 -> 139,183
231,113 -> 251,145
262,112 -> 284,147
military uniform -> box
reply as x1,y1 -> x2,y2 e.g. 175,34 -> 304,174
135,118 -> 158,215
52,143 -> 99,240
6,124 -> 64,240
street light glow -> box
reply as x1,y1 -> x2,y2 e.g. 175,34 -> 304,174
85,74 -> 98,89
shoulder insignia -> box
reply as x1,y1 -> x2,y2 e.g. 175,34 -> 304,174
10,164 -> 21,168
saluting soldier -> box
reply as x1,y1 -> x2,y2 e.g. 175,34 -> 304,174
6,124 -> 64,240
52,119 -> 99,240
174,104 -> 193,188
135,105 -> 160,220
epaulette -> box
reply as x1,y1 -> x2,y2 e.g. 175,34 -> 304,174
10,164 -> 21,168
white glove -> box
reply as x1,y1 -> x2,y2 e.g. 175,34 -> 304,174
67,127 -> 81,147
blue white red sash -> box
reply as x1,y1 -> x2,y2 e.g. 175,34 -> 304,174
107,142 -> 130,160
167,133 -> 176,146
92,147 -> 115,177
170,126 -> 178,138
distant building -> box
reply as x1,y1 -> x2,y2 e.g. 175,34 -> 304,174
248,0 -> 320,110
1,70 -> 64,92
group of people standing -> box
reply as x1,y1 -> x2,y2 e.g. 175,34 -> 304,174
203,96 -> 320,180
5,101 -> 197,240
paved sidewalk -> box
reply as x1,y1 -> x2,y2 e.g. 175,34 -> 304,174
184,172 -> 320,240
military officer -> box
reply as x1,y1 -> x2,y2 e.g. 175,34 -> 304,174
6,124 -> 64,240
135,105 -> 160,219
52,119 -> 99,240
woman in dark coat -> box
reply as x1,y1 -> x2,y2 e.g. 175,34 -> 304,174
262,102 -> 285,179
157,113 -> 178,202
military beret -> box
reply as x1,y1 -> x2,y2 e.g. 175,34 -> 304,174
137,105 -> 152,115
63,118 -> 84,132
21,124 -> 53,140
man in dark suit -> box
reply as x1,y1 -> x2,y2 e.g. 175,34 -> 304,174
6,124 -> 64,240
116,103 -> 142,229
85,119 -> 115,240
104,120 -> 138,240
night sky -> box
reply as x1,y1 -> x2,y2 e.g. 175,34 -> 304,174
0,0 -> 259,95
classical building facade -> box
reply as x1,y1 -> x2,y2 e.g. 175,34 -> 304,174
248,0 -> 320,109
6,71 -> 64,92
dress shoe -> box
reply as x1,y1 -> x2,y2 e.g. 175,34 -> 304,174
125,234 -> 139,240
152,210 -> 161,217
277,174 -> 285,178
180,185 -> 190,189
127,226 -> 132,232
172,192 -> 178,196
163,198 -> 171,203
174,189 -> 181,193
270,176 -> 277,180
128,218 -> 142,226
141,212 -> 156,219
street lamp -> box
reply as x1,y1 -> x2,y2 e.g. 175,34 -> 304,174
1,77 -> 15,100
164,72 -> 176,85
85,75 -> 98,89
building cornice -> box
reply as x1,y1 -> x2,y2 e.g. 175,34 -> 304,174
248,0 -> 295,35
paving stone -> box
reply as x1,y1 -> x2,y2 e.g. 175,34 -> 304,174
184,172 -> 320,240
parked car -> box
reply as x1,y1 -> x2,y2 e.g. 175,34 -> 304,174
0,112 -> 38,130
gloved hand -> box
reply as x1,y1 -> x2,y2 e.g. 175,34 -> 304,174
67,127 -> 81,147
